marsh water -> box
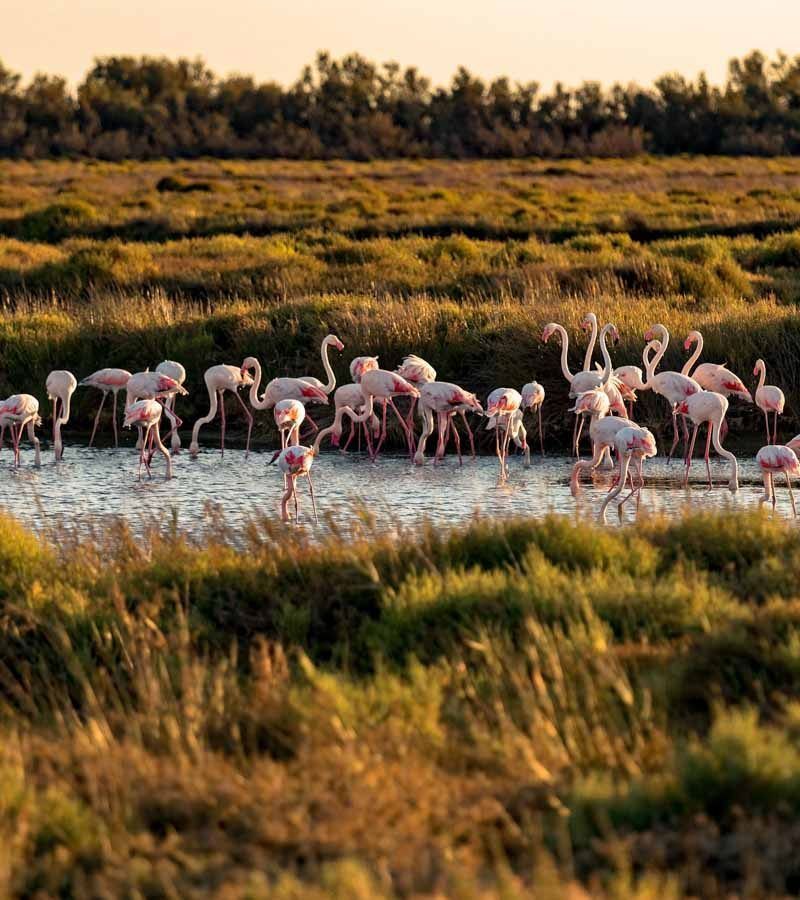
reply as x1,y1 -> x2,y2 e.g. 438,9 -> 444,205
0,442 -> 791,540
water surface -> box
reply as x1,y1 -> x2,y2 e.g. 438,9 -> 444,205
0,443 -> 791,540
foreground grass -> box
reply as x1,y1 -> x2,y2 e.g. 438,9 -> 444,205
1,509 -> 800,896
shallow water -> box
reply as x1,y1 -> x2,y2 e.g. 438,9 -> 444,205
0,442 -> 794,539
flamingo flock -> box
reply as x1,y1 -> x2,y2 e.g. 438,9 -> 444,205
2,321 -> 799,523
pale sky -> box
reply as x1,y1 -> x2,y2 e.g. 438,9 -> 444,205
4,0 -> 799,90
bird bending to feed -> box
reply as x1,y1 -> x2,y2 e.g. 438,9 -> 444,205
190,364 -> 254,457
598,425 -> 657,522
0,394 -> 41,467
46,370 -> 77,461
569,389 -> 635,495
350,356 -> 379,383
126,370 -> 189,451
269,445 -> 317,523
753,359 -> 785,445
756,444 -> 800,516
79,368 -> 132,447
682,330 -> 752,402
155,360 -> 187,452
644,324 -> 701,463
396,354 -> 437,437
274,399 -> 305,448
521,381 -> 546,456
486,388 -> 522,482
123,399 -> 172,480
333,383 -> 381,454
676,390 -> 738,492
414,382 -> 483,466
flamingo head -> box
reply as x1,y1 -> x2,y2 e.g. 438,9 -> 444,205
644,328 -> 656,342
462,392 -> 483,414
541,323 -> 557,343
608,324 -> 620,345
753,359 -> 764,378
682,331 -> 699,350
580,314 -> 594,333
241,357 -> 257,378
326,334 -> 345,352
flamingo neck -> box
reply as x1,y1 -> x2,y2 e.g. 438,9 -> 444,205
681,332 -> 703,377
598,325 -> 613,383
711,419 -> 738,487
755,361 -> 766,393
313,394 -> 374,453
645,327 -> 668,386
582,316 -> 598,372
320,340 -> 336,394
248,360 -> 269,410
553,325 -> 574,383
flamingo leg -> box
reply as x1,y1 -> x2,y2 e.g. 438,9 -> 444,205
704,423 -> 714,490
459,411 -> 476,460
219,391 -> 226,457
111,390 -> 120,448
667,409 -> 680,464
302,412 -> 319,436
764,410 -> 772,446
306,472 -> 318,524
89,391 -> 108,448
387,398 -> 414,458
341,416 -> 356,453
683,425 -> 700,487
537,406 -> 545,457
434,411 -> 448,463
773,411 -> 779,446
575,415 -> 586,459
572,415 -> 579,457
787,471 -> 798,517
451,415 -> 463,466
770,472 -> 776,510
372,400 -> 389,460
232,389 -> 254,458
500,417 -> 513,482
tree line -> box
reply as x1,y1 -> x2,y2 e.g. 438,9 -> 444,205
1,50 -> 800,160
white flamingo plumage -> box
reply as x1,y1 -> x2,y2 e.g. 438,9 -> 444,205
753,359 -> 785,445
79,368 -> 132,447
269,445 -> 317,523
681,330 -> 752,402
569,389 -> 635,494
414,382 -> 483,466
274,399 -> 306,448
486,388 -> 522,482
676,390 -> 738,492
598,425 -> 657,522
155,360 -> 187,452
756,444 -> 800,516
189,364 -> 255,457
46,369 -> 77,461
123,399 -> 172,480
0,394 -> 41,467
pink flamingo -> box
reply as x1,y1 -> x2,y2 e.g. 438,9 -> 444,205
350,356 -> 380,382
79,368 -> 132,447
756,444 -> 800,516
260,335 -> 343,435
644,324 -> 701,463
521,381 -> 546,456
274,399 -> 305,448
46,370 -> 77,461
682,330 -> 752,402
613,341 -> 655,417
396,354 -> 437,436
126,371 -> 189,451
753,359 -> 785,445
570,389 -> 635,494
155,360 -> 187,452
413,382 -> 483,466
123,399 -> 172,480
485,410 -> 530,465
486,388 -> 522,482
333,382 -> 380,453
189,364 -> 255,457
598,425 -> 657,522
269,445 -> 318,523
676,390 -> 738,492
0,394 -> 41,467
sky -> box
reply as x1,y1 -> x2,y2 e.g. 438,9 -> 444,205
4,0 -> 800,90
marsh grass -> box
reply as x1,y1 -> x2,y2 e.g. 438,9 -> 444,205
0,509 -> 799,895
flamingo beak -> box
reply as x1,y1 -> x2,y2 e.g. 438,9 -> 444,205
644,329 -> 654,341
335,339 -> 344,351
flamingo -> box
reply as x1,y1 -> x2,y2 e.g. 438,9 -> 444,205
261,334 -> 343,435
269,445 -> 318,523
0,394 -> 41,467
126,371 -> 189,451
350,356 -> 380,382
155,360 -> 187,452
598,425 -> 658,522
569,389 -> 635,494
396,354 -> 437,437
274,399 -> 305,448
542,320 -> 626,454
79,368 -> 132,447
189,364 -> 255,457
753,359 -> 785,445
485,409 -> 530,466
644,324 -> 701,463
45,370 -> 77,461
521,381 -> 546,456
486,388 -> 522,482
676,390 -> 738,492
756,444 -> 800,516
334,382 -> 381,453
317,370 -> 420,458
681,330 -> 752,402
123,399 -> 172,480
613,341 -> 655,417
413,382 -> 483,466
